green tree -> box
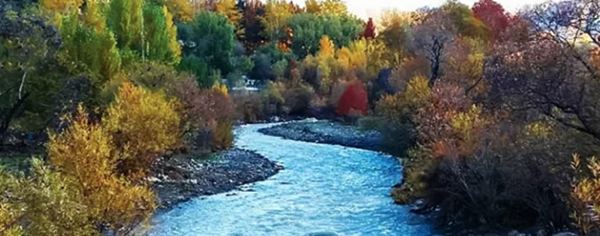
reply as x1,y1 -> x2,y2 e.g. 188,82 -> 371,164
0,8 -> 67,137
285,13 -> 362,59
108,0 -> 144,50
178,11 -> 235,78
143,4 -> 181,64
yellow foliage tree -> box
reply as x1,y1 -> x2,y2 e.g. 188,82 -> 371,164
305,0 -> 321,14
337,39 -> 367,71
83,0 -> 106,33
214,0 -> 243,30
103,81 -> 181,180
376,75 -> 431,123
318,35 -> 335,58
261,0 -> 293,39
365,39 -> 390,78
162,0 -> 194,22
41,0 -> 84,12
320,0 -> 347,16
163,6 -> 182,64
48,106 -> 155,231
571,154 -> 600,234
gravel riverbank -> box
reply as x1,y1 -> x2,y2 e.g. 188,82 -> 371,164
150,148 -> 283,209
258,120 -> 383,151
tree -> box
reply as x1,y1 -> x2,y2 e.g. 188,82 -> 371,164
142,4 -> 181,64
108,0 -> 144,50
240,0 -> 267,53
214,0 -> 243,37
486,0 -> 600,143
41,0 -> 83,12
285,13 -> 363,59
103,81 -> 181,179
48,106 -> 155,231
336,80 -> 368,116
410,9 -> 456,85
442,1 -> 489,40
261,0 -> 293,40
472,0 -> 510,41
320,0 -> 347,17
151,0 -> 194,21
178,11 -> 236,78
0,8 -> 66,138
362,17 -> 376,39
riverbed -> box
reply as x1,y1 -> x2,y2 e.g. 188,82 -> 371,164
145,122 -> 433,236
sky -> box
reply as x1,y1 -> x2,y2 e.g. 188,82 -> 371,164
339,0 -> 551,20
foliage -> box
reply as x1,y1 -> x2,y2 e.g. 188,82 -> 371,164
285,13 -> 363,59
48,106 -> 155,231
571,154 -> 600,234
41,0 -> 83,12
178,11 -> 236,76
151,0 -> 194,21
108,0 -> 144,51
336,80 -> 368,117
472,0 -> 510,40
0,7 -> 66,137
103,81 -> 181,179
362,17 -> 376,39
260,0 -> 294,40
143,4 -> 182,64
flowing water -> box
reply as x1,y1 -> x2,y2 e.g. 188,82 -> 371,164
147,123 -> 433,236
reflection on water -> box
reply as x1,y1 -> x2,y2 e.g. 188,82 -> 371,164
147,123 -> 433,236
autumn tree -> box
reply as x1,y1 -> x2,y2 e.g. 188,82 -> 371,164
472,0 -> 510,40
150,0 -> 194,21
362,17 -> 376,39
410,9 -> 456,85
261,0 -> 293,40
487,0 -> 600,143
48,106 -> 155,231
103,81 -> 181,179
285,13 -> 363,59
41,0 -> 83,12
214,0 -> 244,36
143,4 -> 182,64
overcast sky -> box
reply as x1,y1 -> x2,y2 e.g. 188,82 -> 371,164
339,0 -> 552,20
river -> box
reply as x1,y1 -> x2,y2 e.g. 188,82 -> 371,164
146,123 -> 433,236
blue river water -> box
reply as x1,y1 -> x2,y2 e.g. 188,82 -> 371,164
146,123 -> 433,236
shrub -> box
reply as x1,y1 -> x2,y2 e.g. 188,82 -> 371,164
571,154 -> 600,234
103,81 -> 181,180
283,83 -> 315,116
336,80 -> 368,117
211,120 -> 234,150
234,93 -> 265,123
48,106 -> 155,231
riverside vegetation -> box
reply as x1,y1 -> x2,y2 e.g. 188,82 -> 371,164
1,0 -> 600,235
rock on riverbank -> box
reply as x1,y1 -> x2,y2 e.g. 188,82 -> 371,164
150,148 -> 283,209
258,120 -> 382,151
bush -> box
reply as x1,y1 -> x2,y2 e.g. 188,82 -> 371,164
103,81 -> 181,180
0,159 -> 97,236
336,80 -> 368,117
48,106 -> 155,231
571,154 -> 600,234
211,120 -> 234,150
233,93 -> 265,123
283,83 -> 315,116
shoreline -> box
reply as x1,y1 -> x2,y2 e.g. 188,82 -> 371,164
150,148 -> 283,209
